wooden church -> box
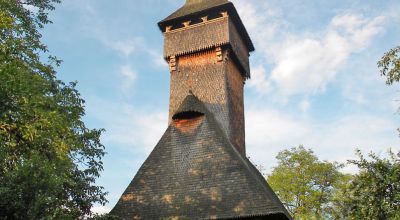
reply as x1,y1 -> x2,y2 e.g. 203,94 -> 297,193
111,0 -> 292,219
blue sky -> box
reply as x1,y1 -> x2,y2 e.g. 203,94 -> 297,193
41,0 -> 400,213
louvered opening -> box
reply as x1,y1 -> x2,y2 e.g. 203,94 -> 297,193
173,111 -> 204,121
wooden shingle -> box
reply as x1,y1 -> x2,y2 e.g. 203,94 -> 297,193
158,0 -> 255,52
111,94 -> 292,220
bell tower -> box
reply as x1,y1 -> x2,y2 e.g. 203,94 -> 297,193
159,0 -> 254,156
111,1 -> 292,219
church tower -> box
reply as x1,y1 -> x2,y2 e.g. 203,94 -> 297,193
162,0 -> 253,156
111,1 -> 292,219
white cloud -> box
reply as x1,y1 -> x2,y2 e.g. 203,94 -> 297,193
64,0 -> 154,59
245,107 -> 399,173
204,0 -> 399,175
245,108 -> 310,168
108,38 -> 143,57
134,112 -> 168,152
299,99 -> 311,112
269,14 -> 384,97
232,0 -> 385,98
120,65 -> 137,92
105,109 -> 167,154
86,96 -> 168,155
312,115 -> 398,155
247,65 -> 271,95
246,109 -> 309,146
148,49 -> 168,68
388,5 -> 400,25
120,65 -> 136,81
232,0 -> 282,53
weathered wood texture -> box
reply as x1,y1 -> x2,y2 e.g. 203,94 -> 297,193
111,0 -> 293,219
111,95 -> 290,220
168,48 -> 246,156
164,17 -> 229,58
169,50 -> 229,145
226,57 -> 245,155
229,19 -> 250,76
158,0 -> 255,52
164,16 -> 250,77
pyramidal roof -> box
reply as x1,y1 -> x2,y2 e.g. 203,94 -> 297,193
111,94 -> 292,219
158,0 -> 255,52
161,0 -> 230,23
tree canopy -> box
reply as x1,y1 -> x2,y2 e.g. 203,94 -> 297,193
0,0 -> 107,218
267,146 -> 400,220
344,150 -> 400,220
373,45 -> 400,219
378,46 -> 400,85
267,146 -> 346,219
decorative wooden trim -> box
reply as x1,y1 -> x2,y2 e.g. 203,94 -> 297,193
201,16 -> 208,22
182,21 -> 191,27
165,42 -> 230,59
164,16 -> 228,34
221,11 -> 228,18
169,56 -> 177,72
165,26 -> 172,32
216,47 -> 222,62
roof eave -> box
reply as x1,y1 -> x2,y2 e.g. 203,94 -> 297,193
158,2 -> 255,52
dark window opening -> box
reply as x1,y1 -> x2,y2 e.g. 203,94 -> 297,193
190,17 -> 203,25
172,111 -> 204,121
208,11 -> 224,20
172,22 -> 184,30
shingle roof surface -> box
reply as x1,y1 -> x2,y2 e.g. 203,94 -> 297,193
111,94 -> 292,220
158,0 -> 255,52
161,0 -> 230,23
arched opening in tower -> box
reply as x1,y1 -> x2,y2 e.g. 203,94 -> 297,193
172,111 -> 205,134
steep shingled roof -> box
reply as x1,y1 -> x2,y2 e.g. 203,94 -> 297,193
161,0 -> 230,22
110,94 -> 292,220
158,0 -> 255,52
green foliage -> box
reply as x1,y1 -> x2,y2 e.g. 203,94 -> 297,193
378,46 -> 400,85
89,214 -> 122,220
375,45 -> 400,219
344,150 -> 400,220
267,146 -> 347,220
326,173 -> 353,220
0,0 -> 107,219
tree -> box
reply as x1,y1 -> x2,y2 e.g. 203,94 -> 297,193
0,0 -> 107,219
375,44 -> 400,219
344,150 -> 400,220
326,173 -> 353,220
378,46 -> 400,85
267,146 -> 347,220
89,214 -> 122,220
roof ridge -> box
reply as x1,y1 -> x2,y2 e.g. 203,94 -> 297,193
173,92 -> 208,116
160,0 -> 230,23
186,0 -> 213,5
